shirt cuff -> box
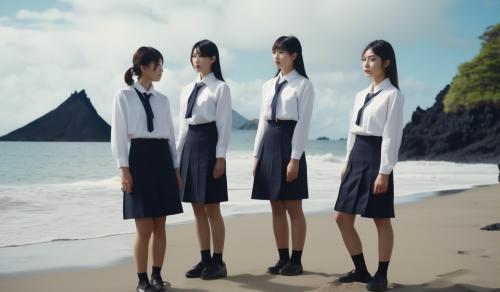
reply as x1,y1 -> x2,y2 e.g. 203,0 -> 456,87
117,157 -> 129,168
216,148 -> 227,158
291,150 -> 303,160
379,165 -> 393,175
252,147 -> 259,158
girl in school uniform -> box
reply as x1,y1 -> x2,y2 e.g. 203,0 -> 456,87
111,46 -> 183,292
252,36 -> 314,276
177,39 -> 232,280
334,40 -> 404,292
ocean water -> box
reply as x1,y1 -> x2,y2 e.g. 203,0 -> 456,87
0,131 -> 498,249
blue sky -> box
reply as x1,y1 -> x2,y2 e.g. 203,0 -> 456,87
0,0 -> 498,139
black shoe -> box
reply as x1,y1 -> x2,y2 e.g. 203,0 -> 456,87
201,261 -> 227,280
278,261 -> 303,276
267,259 -> 289,274
367,273 -> 388,291
137,281 -> 157,292
150,274 -> 171,291
336,270 -> 372,283
185,261 -> 206,278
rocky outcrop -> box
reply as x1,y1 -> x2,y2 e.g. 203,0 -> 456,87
399,85 -> 500,163
0,90 -> 110,142
238,119 -> 258,130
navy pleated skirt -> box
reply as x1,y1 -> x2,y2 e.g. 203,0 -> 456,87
252,120 -> 308,201
334,135 -> 395,218
124,138 -> 183,220
180,122 -> 228,204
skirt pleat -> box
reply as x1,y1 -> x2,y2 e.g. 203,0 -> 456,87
180,122 -> 228,203
123,138 -> 183,219
252,120 -> 308,200
334,135 -> 395,218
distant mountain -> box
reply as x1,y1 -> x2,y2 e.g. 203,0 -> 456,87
399,24 -> 500,163
238,119 -> 259,130
316,136 -> 330,141
0,90 -> 257,142
0,90 -> 110,142
232,110 -> 249,129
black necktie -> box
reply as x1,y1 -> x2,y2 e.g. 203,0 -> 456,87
134,88 -> 154,132
185,82 -> 205,118
355,89 -> 383,126
271,79 -> 288,121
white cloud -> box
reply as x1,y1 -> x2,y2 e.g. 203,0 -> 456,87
0,0 -> 460,139
16,8 -> 75,22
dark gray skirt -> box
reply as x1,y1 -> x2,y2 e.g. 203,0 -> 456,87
124,138 -> 183,220
334,135 -> 395,218
180,122 -> 228,204
252,120 -> 308,201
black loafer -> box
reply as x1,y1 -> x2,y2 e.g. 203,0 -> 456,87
150,274 -> 171,291
267,259 -> 289,274
137,281 -> 156,292
278,261 -> 303,276
201,261 -> 227,280
367,273 -> 388,291
336,270 -> 372,283
185,261 -> 206,278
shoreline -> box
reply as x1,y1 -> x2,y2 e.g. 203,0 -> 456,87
0,184 -> 499,291
0,186 -> 481,243
0,185 -> 483,249
0,184 -> 496,277
1,183 -> 499,291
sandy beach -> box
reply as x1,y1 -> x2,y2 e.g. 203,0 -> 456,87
0,184 -> 499,292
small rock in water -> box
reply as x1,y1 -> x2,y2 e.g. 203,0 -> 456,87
480,223 -> 500,231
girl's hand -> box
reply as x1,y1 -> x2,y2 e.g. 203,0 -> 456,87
175,168 -> 182,188
213,158 -> 226,179
286,159 -> 300,182
373,173 -> 389,195
340,163 -> 347,180
253,157 -> 258,177
121,167 -> 133,193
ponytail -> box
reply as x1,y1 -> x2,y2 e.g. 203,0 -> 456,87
124,67 -> 134,85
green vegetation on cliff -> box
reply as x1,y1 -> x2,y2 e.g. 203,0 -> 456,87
444,23 -> 500,112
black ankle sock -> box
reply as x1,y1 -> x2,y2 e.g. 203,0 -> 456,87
212,252 -> 223,264
351,253 -> 369,274
290,250 -> 303,265
201,249 -> 211,264
152,266 -> 161,277
137,272 -> 149,284
278,248 -> 290,261
376,261 -> 389,278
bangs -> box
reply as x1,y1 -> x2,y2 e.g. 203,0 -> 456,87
192,41 -> 216,58
272,36 -> 288,52
142,47 -> 163,66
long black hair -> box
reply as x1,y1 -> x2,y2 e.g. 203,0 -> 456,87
362,40 -> 399,89
272,36 -> 308,79
124,47 -> 164,85
190,39 -> 224,81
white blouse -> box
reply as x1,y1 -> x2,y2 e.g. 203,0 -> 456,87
111,82 -> 178,168
176,73 -> 232,164
345,78 -> 405,174
253,69 -> 315,160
